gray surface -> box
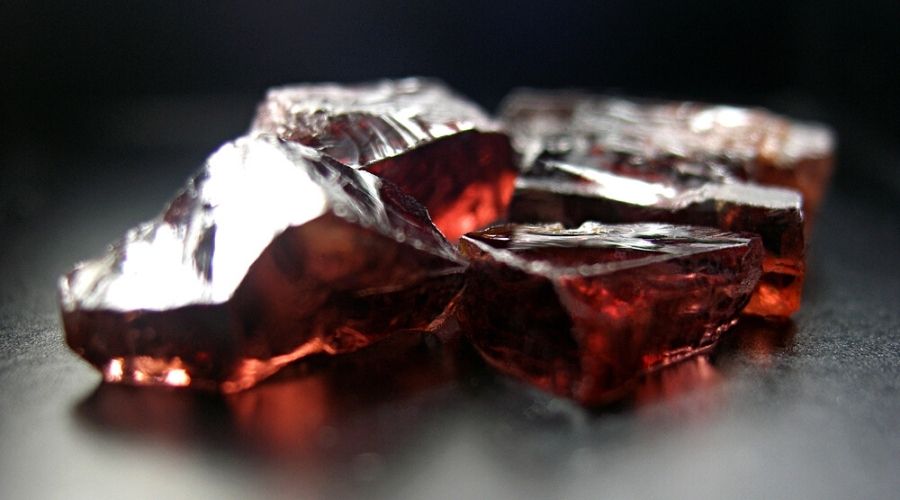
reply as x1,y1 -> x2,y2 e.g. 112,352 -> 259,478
1,102 -> 899,500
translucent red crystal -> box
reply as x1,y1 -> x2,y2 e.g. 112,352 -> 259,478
457,222 -> 763,405
252,78 -> 518,240
59,136 -> 466,392
58,81 -> 834,407
509,165 -> 804,316
500,90 -> 834,226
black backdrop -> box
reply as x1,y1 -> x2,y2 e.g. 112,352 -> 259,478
4,1 -> 899,166
5,1 -> 899,109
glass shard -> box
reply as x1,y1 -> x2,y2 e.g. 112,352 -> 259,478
252,78 -> 518,240
457,222 -> 763,405
59,136 -> 466,393
500,89 -> 834,226
509,164 -> 804,316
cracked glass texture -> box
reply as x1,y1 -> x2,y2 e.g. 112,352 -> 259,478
59,136 -> 466,393
457,222 -> 763,405
252,78 -> 518,240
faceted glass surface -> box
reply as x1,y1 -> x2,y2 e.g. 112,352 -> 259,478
252,78 -> 518,240
59,136 -> 466,393
500,89 -> 834,225
509,163 -> 804,316
457,222 -> 763,405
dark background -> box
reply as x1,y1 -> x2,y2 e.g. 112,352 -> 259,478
2,2 -> 899,499
4,0 -> 900,215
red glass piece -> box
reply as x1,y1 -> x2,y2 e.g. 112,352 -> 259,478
500,90 -> 835,226
509,167 -> 804,316
59,136 -> 466,393
457,222 -> 763,406
252,78 -> 518,240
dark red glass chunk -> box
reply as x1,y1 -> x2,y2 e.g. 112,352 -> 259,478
457,222 -> 763,405
509,165 -> 804,317
252,78 -> 518,240
59,136 -> 466,393
500,90 -> 834,226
